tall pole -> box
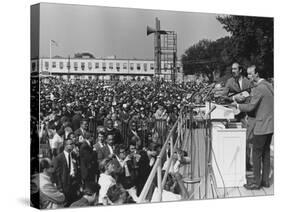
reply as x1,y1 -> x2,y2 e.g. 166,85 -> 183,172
49,40 -> 52,76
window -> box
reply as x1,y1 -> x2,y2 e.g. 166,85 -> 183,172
116,63 -> 120,72
45,61 -> 49,70
130,63 -> 134,70
95,62 -> 99,69
59,62 -> 64,69
32,62 -> 36,72
88,62 -> 92,70
102,62 -> 106,71
74,62 -> 78,71
52,61 -> 56,68
150,63 -> 154,70
137,63 -> 141,71
109,62 -> 113,69
143,63 -> 147,72
67,61 -> 71,70
81,62 -> 85,70
123,63 -> 127,69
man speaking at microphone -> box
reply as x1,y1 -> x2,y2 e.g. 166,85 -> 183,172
231,64 -> 273,190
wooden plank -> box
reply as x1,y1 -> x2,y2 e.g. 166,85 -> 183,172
251,188 -> 266,196
237,186 -> 254,197
226,187 -> 241,198
216,188 -> 227,198
262,184 -> 274,196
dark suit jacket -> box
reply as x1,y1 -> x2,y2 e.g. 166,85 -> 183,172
97,145 -> 112,161
106,128 -> 123,145
225,76 -> 252,95
70,197 -> 90,207
72,114 -> 82,132
239,79 -> 273,135
74,128 -> 87,138
53,152 -> 73,193
79,141 -> 99,182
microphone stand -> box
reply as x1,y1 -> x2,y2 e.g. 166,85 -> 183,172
203,85 -> 217,199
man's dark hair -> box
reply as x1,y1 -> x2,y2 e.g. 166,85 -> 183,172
114,144 -> 127,155
39,158 -> 51,172
84,182 -> 100,195
249,64 -> 267,79
106,184 -> 127,203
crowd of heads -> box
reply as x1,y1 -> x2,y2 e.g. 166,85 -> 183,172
31,78 -> 211,208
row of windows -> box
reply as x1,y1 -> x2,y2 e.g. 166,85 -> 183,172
44,61 -> 159,71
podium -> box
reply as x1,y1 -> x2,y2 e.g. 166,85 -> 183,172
211,122 -> 246,187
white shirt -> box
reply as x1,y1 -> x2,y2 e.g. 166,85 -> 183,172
63,151 -> 75,176
49,133 -> 63,149
107,144 -> 114,155
98,173 -> 116,204
238,77 -> 243,90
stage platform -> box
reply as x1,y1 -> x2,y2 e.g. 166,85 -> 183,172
180,128 -> 274,200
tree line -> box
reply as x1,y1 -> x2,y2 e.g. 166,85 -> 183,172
181,15 -> 273,80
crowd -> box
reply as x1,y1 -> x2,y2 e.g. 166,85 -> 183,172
31,61 -> 274,208
31,78 -> 209,208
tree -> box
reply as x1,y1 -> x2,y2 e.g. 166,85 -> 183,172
181,37 -> 233,79
217,15 -> 273,78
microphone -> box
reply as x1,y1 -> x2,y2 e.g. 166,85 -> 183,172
205,105 -> 217,118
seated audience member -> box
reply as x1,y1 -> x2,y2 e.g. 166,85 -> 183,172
70,182 -> 100,207
105,184 -> 135,205
98,158 -> 117,204
37,158 -> 65,209
151,172 -> 188,202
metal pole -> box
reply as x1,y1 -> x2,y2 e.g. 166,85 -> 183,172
157,156 -> 162,202
49,40 -> 52,75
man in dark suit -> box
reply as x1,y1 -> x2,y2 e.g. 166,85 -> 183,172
53,139 -> 81,206
97,134 -> 115,162
74,119 -> 89,143
80,133 -> 99,187
233,65 -> 273,190
225,62 -> 252,97
105,119 -> 123,145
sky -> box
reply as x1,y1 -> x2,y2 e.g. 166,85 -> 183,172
36,3 -> 230,59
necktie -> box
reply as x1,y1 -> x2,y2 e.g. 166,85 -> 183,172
68,153 -> 71,173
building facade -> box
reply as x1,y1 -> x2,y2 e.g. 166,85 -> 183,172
31,56 -> 183,82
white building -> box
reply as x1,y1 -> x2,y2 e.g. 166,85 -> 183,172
31,56 -> 183,82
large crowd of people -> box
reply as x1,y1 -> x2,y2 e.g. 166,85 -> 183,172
31,78 -> 209,208
30,62 -> 274,208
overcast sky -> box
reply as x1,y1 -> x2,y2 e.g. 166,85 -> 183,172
37,3 -> 230,59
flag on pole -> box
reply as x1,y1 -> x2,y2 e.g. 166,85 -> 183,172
51,39 -> 59,47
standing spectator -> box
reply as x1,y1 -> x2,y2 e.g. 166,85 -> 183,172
80,132 -> 99,187
53,139 -> 81,206
74,119 -> 89,143
97,134 -> 115,161
106,119 -> 123,145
